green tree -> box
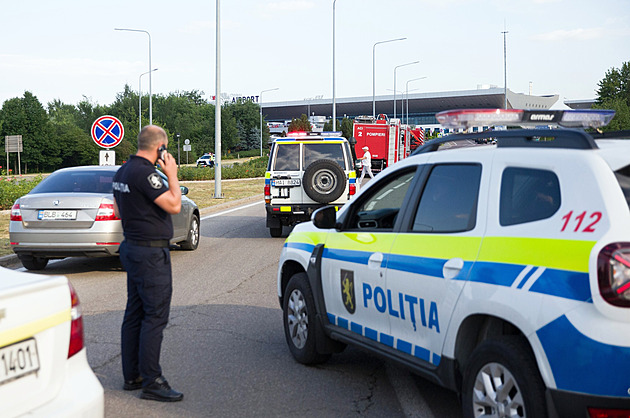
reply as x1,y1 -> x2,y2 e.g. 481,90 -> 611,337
340,117 -> 353,139
595,61 -> 630,130
288,114 -> 312,132
0,92 -> 57,172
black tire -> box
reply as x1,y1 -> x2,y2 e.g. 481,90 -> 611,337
282,272 -> 331,364
269,227 -> 282,238
461,337 -> 547,418
19,255 -> 48,270
180,214 -> 200,250
303,159 -> 346,204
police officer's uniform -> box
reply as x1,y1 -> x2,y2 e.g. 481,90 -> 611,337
113,154 -> 173,388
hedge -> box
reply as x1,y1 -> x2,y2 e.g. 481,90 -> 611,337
178,156 -> 268,181
0,156 -> 269,209
0,176 -> 43,210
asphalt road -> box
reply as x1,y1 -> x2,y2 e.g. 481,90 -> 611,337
14,200 -> 461,418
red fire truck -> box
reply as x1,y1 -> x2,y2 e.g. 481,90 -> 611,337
352,114 -> 424,172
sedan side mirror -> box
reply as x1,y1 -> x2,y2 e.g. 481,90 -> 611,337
312,206 -> 340,230
180,186 -> 189,195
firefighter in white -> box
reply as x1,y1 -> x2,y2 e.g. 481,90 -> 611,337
358,146 -> 374,183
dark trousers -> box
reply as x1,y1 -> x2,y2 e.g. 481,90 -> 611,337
119,241 -> 173,385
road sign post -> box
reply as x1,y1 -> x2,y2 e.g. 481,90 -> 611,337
4,135 -> 23,175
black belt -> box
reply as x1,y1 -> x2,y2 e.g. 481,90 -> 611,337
126,239 -> 170,248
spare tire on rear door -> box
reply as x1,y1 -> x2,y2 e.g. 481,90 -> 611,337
303,159 -> 346,204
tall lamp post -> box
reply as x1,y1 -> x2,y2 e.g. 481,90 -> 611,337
115,28 -> 152,124
373,38 -> 406,117
332,0 -> 338,130
260,88 -> 279,157
502,26 -> 509,109
215,0 -> 222,198
405,76 -> 426,125
393,61 -> 418,119
139,68 -> 158,132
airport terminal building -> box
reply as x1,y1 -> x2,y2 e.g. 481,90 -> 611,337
262,86 -> 560,130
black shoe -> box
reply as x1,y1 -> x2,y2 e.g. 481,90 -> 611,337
140,376 -> 183,402
123,377 -> 143,391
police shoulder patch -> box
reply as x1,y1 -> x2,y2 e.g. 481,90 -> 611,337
147,173 -> 163,189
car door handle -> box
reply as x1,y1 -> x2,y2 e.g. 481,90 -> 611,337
443,257 -> 464,280
368,252 -> 384,270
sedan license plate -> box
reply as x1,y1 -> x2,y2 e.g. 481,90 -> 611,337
0,338 -> 40,386
271,179 -> 301,187
38,210 -> 77,220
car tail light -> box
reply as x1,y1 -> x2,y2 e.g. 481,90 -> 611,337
597,243 -> 630,307
264,184 -> 271,204
588,407 -> 630,418
10,202 -> 22,221
95,203 -> 119,221
68,282 -> 84,358
349,183 -> 356,196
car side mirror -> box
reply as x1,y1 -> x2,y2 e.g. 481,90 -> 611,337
312,206 -> 339,230
180,186 -> 189,195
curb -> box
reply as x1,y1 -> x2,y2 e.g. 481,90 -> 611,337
0,254 -> 19,269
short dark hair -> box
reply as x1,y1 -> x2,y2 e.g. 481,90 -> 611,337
138,125 -> 167,151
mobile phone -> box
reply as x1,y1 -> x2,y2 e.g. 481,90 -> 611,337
158,145 -> 167,162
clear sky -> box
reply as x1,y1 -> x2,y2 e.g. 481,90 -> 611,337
1,0 -> 628,109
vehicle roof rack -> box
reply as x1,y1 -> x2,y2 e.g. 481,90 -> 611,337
412,128 -> 598,155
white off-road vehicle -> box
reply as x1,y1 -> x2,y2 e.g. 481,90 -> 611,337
264,132 -> 357,237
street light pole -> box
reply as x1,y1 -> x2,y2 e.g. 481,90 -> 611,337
215,0 -> 222,198
502,25 -> 509,109
332,0 -> 337,130
393,61 -> 418,120
373,37 -> 406,118
260,88 -> 279,157
115,28 -> 152,124
405,77 -> 426,125
138,68 -> 158,132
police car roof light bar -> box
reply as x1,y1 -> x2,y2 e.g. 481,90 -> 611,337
436,109 -> 615,130
412,128 -> 600,155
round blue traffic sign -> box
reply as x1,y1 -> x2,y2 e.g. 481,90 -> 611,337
91,115 -> 124,148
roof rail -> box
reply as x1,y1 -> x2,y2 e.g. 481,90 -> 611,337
412,128 -> 598,155
589,130 -> 630,140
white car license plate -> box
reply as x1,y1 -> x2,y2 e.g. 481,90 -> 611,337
0,338 -> 40,386
271,179 -> 301,187
38,210 -> 77,220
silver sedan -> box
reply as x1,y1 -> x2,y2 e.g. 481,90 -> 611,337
9,165 -> 200,270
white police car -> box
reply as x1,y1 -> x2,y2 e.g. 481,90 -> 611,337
277,109 -> 630,418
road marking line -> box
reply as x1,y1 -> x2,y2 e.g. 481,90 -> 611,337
201,201 -> 263,221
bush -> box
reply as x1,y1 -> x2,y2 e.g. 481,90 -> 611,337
223,149 -> 268,159
179,156 -> 268,181
0,176 -> 43,209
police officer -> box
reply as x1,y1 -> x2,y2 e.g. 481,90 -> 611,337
112,125 -> 183,402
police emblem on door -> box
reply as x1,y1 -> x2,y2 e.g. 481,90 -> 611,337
341,269 -> 355,314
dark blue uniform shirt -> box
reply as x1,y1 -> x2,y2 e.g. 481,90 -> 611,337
113,155 -> 173,241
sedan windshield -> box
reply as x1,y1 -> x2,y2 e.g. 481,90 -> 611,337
30,170 -> 117,194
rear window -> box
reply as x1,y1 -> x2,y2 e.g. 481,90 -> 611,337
303,143 -> 345,170
30,170 -> 116,194
273,144 -> 300,171
500,167 -> 561,226
615,164 -> 630,210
